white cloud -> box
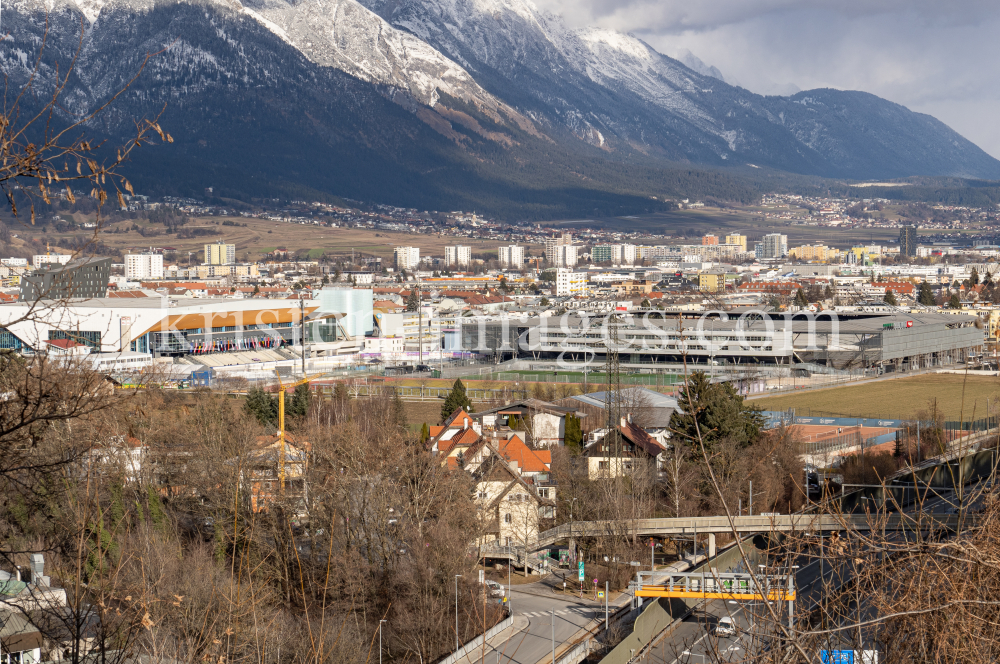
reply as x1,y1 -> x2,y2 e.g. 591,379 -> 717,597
534,0 -> 1000,159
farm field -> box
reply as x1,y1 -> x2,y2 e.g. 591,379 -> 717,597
19,215 -> 542,263
753,373 -> 1000,422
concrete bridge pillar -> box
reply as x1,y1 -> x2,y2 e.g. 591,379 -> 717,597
708,533 -> 717,558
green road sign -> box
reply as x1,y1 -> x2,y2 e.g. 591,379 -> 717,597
577,561 -> 584,581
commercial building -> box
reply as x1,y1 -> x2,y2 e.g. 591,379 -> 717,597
204,241 -> 236,265
394,246 -> 421,270
125,253 -> 164,280
554,269 -> 589,296
900,225 -> 918,258
445,245 -> 471,268
755,234 -> 788,260
19,257 -> 111,302
498,245 -> 525,269
319,287 -> 374,338
0,295 -> 361,359
459,311 -> 983,372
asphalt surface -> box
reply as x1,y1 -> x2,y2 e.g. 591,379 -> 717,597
492,574 -> 608,664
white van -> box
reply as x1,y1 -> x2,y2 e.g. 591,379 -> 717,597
715,616 -> 736,637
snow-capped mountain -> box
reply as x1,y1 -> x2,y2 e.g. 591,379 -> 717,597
0,0 -> 997,215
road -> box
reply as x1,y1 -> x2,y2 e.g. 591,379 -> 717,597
492,576 -> 607,664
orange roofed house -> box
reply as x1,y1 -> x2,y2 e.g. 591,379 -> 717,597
431,408 -> 556,564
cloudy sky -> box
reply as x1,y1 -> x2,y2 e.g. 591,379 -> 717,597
536,0 -> 1000,160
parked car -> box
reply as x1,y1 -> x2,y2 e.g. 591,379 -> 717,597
715,616 -> 736,637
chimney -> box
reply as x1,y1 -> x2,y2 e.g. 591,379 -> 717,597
627,413 -> 632,424
464,418 -> 469,430
620,416 -> 627,428
29,554 -> 45,585
15,566 -> 20,582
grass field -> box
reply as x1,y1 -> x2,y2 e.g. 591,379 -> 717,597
753,373 -> 1000,422
22,215 -> 543,262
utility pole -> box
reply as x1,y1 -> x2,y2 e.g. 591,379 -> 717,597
379,620 -> 386,664
300,296 -> 307,376
418,278 -> 423,366
454,574 -> 462,652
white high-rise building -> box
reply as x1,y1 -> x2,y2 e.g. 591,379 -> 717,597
394,246 -> 421,270
32,254 -> 71,269
545,233 -> 578,267
550,244 -> 578,268
498,245 -> 525,268
125,253 -> 164,280
444,245 -> 471,267
554,268 -> 589,296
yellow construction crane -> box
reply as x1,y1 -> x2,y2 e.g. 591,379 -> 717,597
273,371 -> 319,493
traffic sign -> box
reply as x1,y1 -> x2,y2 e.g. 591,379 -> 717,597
821,651 -> 854,664
597,591 -> 605,599
577,561 -> 584,581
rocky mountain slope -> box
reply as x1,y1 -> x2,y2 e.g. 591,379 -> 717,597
0,0 -> 997,216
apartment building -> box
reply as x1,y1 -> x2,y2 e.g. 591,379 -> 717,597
545,234 -> 577,267
125,253 -> 164,280
393,246 -> 421,270
204,241 -> 236,265
445,245 -> 471,268
554,269 -> 589,296
498,245 -> 525,269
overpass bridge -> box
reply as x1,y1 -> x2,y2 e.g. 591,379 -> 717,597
530,513 -> 976,555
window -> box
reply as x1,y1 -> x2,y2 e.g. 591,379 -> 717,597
504,513 -> 512,524
598,461 -> 610,470
477,491 -> 487,500
538,488 -> 549,499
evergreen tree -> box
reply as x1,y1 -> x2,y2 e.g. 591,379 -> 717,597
794,289 -> 808,307
883,289 -> 898,306
420,422 -> 431,445
244,387 -> 278,425
971,268 -> 980,287
406,289 -> 420,312
540,297 -> 550,307
669,371 -> 765,452
288,383 -> 311,418
564,414 -> 583,452
949,293 -> 962,309
391,388 -> 408,431
918,281 -> 936,306
440,378 -> 473,422
640,298 -> 652,308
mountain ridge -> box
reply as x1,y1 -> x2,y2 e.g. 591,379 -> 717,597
0,0 -> 997,218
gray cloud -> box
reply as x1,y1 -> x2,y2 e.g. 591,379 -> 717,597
535,0 -> 1000,160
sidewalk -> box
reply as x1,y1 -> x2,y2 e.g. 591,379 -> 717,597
452,615 -> 530,664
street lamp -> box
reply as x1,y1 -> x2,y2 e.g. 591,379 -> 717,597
379,619 -> 387,664
454,574 -> 462,652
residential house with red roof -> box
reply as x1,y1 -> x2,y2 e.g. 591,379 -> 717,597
583,416 -> 667,480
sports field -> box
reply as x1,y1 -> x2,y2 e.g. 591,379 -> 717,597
753,373 -> 1000,422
